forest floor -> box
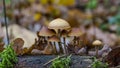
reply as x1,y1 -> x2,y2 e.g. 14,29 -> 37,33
14,55 -> 93,68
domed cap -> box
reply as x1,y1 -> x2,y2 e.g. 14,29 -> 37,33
48,18 -> 71,30
68,27 -> 83,37
39,26 -> 55,36
92,40 -> 102,46
48,36 -> 60,42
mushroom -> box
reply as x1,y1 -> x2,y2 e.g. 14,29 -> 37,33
48,18 -> 71,54
48,18 -> 71,35
68,27 -> 83,46
38,26 -> 55,44
92,40 -> 102,57
48,36 -> 60,54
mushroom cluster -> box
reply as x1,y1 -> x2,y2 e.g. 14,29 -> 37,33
33,18 -> 111,56
33,18 -> 74,54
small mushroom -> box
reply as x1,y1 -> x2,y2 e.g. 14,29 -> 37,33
38,26 -> 55,44
48,18 -> 71,54
48,18 -> 71,35
88,44 -> 111,57
68,27 -> 83,46
92,40 -> 102,57
48,36 -> 60,54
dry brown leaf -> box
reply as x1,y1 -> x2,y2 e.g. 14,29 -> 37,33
42,44 -> 53,55
0,42 -> 4,52
106,46 -> 120,66
31,44 -> 53,55
3,24 -> 37,49
12,38 -> 24,55
31,49 -> 42,54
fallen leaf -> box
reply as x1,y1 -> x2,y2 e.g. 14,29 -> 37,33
0,41 -> 4,52
106,46 -> 120,66
3,24 -> 37,49
12,38 -> 24,55
42,44 -> 53,55
31,49 -> 42,54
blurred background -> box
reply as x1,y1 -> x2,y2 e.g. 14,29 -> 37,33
0,0 -> 120,48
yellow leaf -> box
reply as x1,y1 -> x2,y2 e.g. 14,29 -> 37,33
28,0 -> 35,3
58,0 -> 75,6
40,0 -> 48,4
34,13 -> 41,21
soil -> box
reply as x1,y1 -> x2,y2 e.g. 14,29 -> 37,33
14,55 -> 93,68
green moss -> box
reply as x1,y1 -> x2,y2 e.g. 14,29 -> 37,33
91,57 -> 108,68
50,55 -> 71,68
0,43 -> 18,68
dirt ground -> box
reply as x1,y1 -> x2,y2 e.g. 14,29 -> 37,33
14,55 -> 93,68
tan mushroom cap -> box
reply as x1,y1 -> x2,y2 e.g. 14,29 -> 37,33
68,27 -> 83,37
48,36 -> 60,42
48,18 -> 71,30
92,40 -> 102,46
39,26 -> 55,36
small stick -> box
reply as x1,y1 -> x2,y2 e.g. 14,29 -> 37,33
43,54 -> 69,66
3,0 -> 10,45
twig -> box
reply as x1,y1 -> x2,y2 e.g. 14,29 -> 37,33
3,0 -> 10,44
43,54 -> 69,66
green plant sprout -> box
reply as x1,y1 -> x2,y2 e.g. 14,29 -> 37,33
86,0 -> 97,9
50,55 -> 71,68
0,43 -> 18,68
91,57 -> 108,68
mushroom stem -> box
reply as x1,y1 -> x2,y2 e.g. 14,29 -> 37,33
95,46 -> 99,57
39,36 -> 42,43
63,37 -> 67,54
53,42 -> 57,54
43,37 -> 46,43
78,40 -> 81,46
46,37 -> 50,44
74,36 -> 76,46
54,29 -> 59,36
58,29 -> 61,37
57,29 -> 63,54
58,42 -> 63,54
